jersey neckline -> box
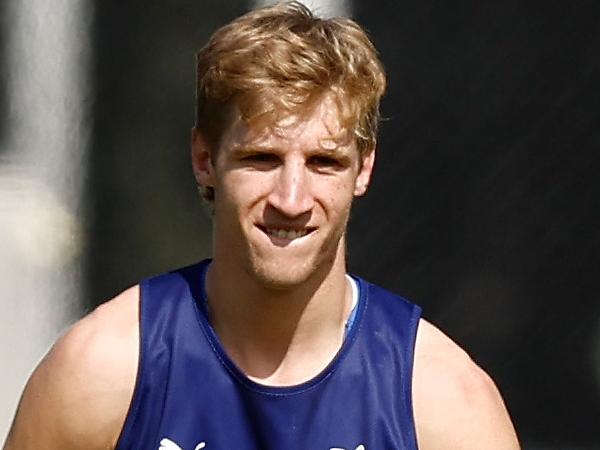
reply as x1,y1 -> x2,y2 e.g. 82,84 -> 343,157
190,258 -> 368,396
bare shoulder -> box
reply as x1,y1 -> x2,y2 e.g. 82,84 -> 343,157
3,286 -> 140,450
412,319 -> 520,450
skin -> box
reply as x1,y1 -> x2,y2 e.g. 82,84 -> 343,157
3,94 -> 520,450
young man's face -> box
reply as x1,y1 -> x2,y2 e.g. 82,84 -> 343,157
193,94 -> 374,288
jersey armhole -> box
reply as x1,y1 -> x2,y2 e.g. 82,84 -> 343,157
407,305 -> 423,450
114,282 -> 146,450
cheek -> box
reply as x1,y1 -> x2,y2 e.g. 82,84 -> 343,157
220,170 -> 271,205
314,177 -> 356,214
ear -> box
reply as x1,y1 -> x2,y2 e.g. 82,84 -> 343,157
191,128 -> 215,188
354,149 -> 375,197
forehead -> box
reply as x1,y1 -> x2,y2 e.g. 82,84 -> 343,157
220,94 -> 353,151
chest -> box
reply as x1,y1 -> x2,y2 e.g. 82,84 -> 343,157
133,354 -> 415,450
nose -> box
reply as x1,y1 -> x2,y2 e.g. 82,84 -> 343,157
268,159 -> 314,218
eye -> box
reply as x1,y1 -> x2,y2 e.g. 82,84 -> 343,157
308,155 -> 346,171
240,152 -> 280,168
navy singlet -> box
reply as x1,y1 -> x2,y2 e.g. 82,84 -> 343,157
116,260 -> 421,450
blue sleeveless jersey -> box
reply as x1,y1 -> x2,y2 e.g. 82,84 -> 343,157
116,260 -> 421,450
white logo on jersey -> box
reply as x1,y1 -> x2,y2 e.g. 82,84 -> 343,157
330,445 -> 365,450
159,437 -> 364,450
159,437 -> 206,450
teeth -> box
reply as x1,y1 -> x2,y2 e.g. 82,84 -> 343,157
266,228 -> 309,239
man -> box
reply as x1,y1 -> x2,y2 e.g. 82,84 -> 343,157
4,2 -> 519,449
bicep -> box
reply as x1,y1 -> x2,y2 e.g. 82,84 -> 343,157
418,365 -> 519,449
3,289 -> 139,450
412,319 -> 520,449
3,352 -> 91,450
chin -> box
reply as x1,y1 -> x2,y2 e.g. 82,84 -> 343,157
249,258 -> 318,290
240,227 -> 345,290
253,263 -> 314,290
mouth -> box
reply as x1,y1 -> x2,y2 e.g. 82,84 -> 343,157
257,225 -> 316,241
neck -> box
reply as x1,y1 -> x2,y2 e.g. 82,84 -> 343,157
205,244 -> 352,386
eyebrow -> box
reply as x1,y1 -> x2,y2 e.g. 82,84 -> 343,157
230,144 -> 276,155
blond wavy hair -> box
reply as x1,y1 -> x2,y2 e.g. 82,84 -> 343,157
195,1 -> 386,200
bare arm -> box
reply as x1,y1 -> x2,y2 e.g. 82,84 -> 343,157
412,319 -> 520,449
3,287 -> 139,450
